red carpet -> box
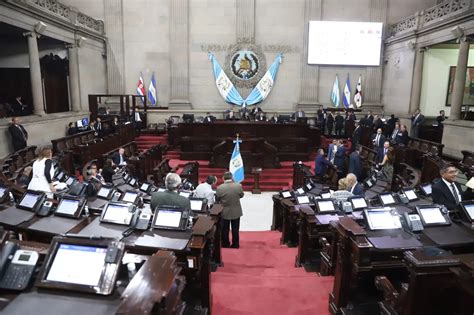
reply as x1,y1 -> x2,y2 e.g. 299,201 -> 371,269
211,231 -> 334,314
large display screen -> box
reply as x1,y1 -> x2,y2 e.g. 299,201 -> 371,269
308,21 -> 383,66
154,210 -> 182,228
46,244 -> 106,286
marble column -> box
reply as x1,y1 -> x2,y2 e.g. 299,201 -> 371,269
169,0 -> 191,109
104,0 -> 125,94
450,37 -> 471,120
409,48 -> 425,114
24,32 -> 45,116
67,44 -> 81,112
298,0 -> 322,108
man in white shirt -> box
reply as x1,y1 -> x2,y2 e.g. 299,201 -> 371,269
194,176 -> 217,206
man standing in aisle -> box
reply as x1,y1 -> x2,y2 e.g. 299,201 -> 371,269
8,117 -> 28,152
216,172 -> 244,248
411,109 -> 424,138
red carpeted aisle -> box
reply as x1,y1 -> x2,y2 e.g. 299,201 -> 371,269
211,231 -> 334,315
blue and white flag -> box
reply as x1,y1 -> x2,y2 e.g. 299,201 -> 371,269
331,75 -> 341,107
209,52 -> 245,106
148,73 -> 157,106
343,75 -> 351,109
229,139 -> 244,183
244,53 -> 283,106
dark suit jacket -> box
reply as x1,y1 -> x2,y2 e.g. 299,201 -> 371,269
372,134 -> 386,148
352,126 -> 361,146
203,115 -> 216,123
411,114 -> 424,127
315,154 -> 330,177
348,151 -> 362,180
326,114 -> 334,128
151,190 -> 191,211
111,152 -> 127,166
335,115 -> 344,128
8,123 -> 28,151
395,130 -> 409,145
350,183 -> 365,196
334,145 -> 346,172
432,179 -> 463,210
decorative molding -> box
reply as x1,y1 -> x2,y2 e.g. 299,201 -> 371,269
7,0 -> 105,35
201,43 -> 299,53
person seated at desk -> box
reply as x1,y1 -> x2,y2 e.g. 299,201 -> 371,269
194,175 -> 217,206
394,124 -> 409,146
203,112 -> 216,123
88,121 -> 98,137
67,122 -> 78,136
241,110 -> 251,121
346,173 -> 365,196
255,111 -> 266,122
87,163 -> 104,184
151,173 -> 191,210
28,147 -> 55,197
17,166 -> 32,187
314,148 -> 330,179
251,106 -> 262,118
112,147 -> 127,166
101,159 -> 115,183
331,177 -> 354,201
225,110 -> 238,121
376,145 -> 394,183
432,164 -> 464,210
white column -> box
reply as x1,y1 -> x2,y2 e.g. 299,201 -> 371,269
24,32 -> 45,116
67,44 -> 81,111
450,37 -> 471,120
409,48 -> 425,114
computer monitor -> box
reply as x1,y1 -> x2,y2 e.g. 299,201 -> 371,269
315,199 -> 336,213
68,182 -> 87,197
81,118 -> 89,127
189,198 -> 206,212
280,190 -> 292,199
419,183 -> 432,196
305,182 -> 314,191
460,201 -> 474,223
100,202 -> 135,225
379,193 -> 397,206
416,205 -> 450,226
17,190 -> 45,212
320,192 -> 331,199
55,197 -> 85,218
277,115 -> 291,123
295,194 -> 312,205
179,191 -> 191,199
76,120 -> 83,128
364,208 -> 402,230
140,183 -> 151,193
349,196 -> 368,210
403,189 -> 418,201
36,237 -> 124,295
182,114 -> 194,123
97,186 -> 113,200
65,177 -> 75,186
121,191 -> 139,204
295,187 -> 305,195
152,208 -> 187,231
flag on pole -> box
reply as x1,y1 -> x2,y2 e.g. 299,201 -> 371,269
331,75 -> 341,107
136,74 -> 146,105
343,75 -> 351,109
244,53 -> 283,106
208,52 -> 245,106
354,75 -> 362,108
148,73 -> 157,106
229,137 -> 245,183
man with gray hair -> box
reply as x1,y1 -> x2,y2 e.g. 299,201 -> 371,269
151,173 -> 191,210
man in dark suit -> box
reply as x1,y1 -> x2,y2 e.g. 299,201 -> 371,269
151,173 -> 190,210
389,122 -> 400,144
255,111 -> 266,121
373,115 -> 384,133
11,96 -> 30,116
432,164 -> 464,210
203,112 -> 216,123
365,110 -> 374,128
216,172 -> 244,248
111,147 -> 127,166
346,173 -> 365,196
386,114 -> 397,137
314,149 -> 330,178
351,122 -> 361,151
411,109 -> 424,138
395,124 -> 409,145
251,106 -> 262,118
327,139 -> 337,164
335,111 -> 344,136
372,128 -> 386,163
348,146 -> 363,181
8,117 -> 28,152
95,117 -> 104,137
294,108 -> 305,119
326,112 -> 334,136
316,105 -> 326,131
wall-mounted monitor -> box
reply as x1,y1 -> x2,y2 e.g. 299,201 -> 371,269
308,21 -> 383,66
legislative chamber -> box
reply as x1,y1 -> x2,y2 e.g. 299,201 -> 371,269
0,0 -> 474,314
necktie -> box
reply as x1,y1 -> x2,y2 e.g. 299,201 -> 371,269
376,135 -> 380,146
450,183 -> 460,204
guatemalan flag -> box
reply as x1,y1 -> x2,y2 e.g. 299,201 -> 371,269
354,75 -> 362,108
229,138 -> 245,183
136,74 -> 146,105
244,53 -> 283,106
209,52 -> 244,106
331,75 -> 340,107
148,73 -> 157,106
343,75 -> 351,109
